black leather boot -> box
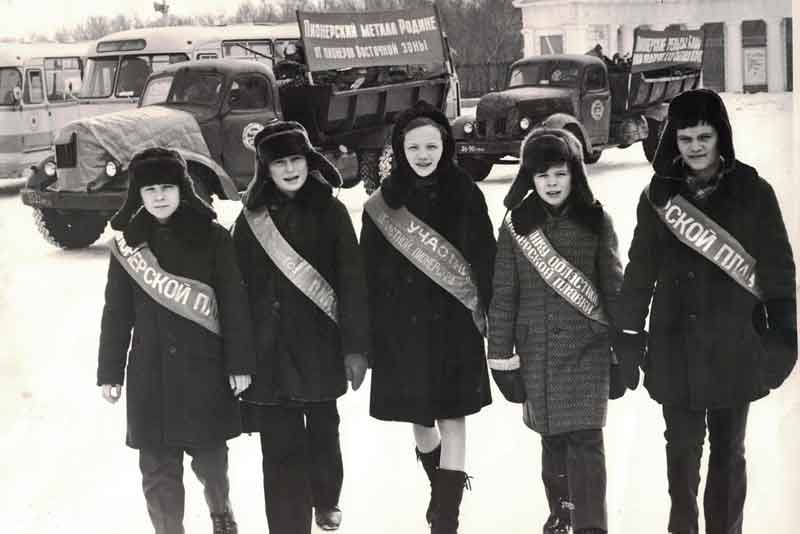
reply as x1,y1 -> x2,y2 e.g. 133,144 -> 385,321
430,469 -> 468,534
211,512 -> 237,534
416,444 -> 441,524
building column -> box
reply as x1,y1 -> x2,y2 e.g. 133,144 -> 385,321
620,24 -> 636,57
766,17 -> 785,92
562,24 -> 589,54
724,19 -> 743,93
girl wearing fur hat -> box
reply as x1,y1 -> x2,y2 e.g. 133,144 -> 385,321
231,121 -> 369,534
487,127 -> 624,534
360,100 -> 496,534
97,147 -> 256,534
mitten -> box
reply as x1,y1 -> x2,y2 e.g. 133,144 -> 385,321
491,369 -> 526,403
612,330 -> 647,390
609,350 -> 627,400
760,300 -> 798,389
344,353 -> 368,391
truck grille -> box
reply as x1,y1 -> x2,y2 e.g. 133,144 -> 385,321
56,133 -> 77,169
476,119 -> 511,138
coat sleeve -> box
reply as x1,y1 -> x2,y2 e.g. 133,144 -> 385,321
332,201 -> 370,357
754,180 -> 796,301
212,227 -> 257,375
595,211 -> 624,327
468,185 -> 498,308
360,209 -> 387,366
488,224 -> 519,361
617,190 -> 662,331
97,255 -> 134,386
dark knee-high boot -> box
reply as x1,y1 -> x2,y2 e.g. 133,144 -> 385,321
416,445 -> 441,524
430,469 -> 468,534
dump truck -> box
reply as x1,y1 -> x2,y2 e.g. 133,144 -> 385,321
451,28 -> 705,180
20,6 -> 458,248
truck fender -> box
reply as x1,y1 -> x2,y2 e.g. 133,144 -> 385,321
643,103 -> 669,122
450,115 -> 475,142
170,148 -> 241,202
541,113 -> 594,152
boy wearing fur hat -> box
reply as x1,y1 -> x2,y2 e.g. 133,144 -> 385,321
231,121 -> 369,534
488,127 -> 624,534
615,88 -> 796,534
97,147 -> 256,534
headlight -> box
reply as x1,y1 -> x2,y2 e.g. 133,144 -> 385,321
44,161 -> 57,177
105,161 -> 118,177
463,121 -> 474,135
519,117 -> 531,130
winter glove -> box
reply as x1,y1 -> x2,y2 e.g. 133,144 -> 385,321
609,348 -> 627,400
612,330 -> 647,390
344,353 -> 368,391
757,300 -> 798,389
491,369 -> 526,403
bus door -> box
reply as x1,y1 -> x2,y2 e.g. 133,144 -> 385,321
21,66 -> 52,153
220,73 -> 278,189
0,66 -> 25,177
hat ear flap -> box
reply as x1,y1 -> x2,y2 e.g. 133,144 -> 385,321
110,189 -> 142,230
503,167 -> 532,210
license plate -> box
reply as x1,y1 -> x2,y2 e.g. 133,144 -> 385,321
457,144 -> 487,154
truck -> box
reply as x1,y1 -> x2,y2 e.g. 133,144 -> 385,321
451,28 -> 705,180
20,6 -> 458,248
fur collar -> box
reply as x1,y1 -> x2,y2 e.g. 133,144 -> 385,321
510,193 -> 605,236
123,204 -> 213,247
244,170 -> 333,210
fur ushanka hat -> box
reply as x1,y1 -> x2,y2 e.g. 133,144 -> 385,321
109,147 -> 216,232
243,120 -> 342,208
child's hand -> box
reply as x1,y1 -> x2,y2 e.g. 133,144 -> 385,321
229,374 -> 252,396
101,384 -> 122,404
344,353 -> 368,391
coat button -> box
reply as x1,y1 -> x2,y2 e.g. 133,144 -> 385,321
687,271 -> 695,280
688,313 -> 697,321
552,327 -> 563,335
168,346 -> 177,355
272,301 -> 281,310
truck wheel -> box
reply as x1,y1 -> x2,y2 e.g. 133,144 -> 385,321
584,150 -> 602,164
642,118 -> 663,162
33,208 -> 107,249
458,156 -> 493,181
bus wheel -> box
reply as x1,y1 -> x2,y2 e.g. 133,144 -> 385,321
458,156 -> 493,181
34,208 -> 107,249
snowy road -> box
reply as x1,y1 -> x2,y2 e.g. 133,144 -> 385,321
1,93 -> 798,534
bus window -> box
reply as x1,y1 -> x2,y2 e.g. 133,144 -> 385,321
1,68 -> 22,105
224,40 -> 273,66
117,56 -> 151,97
152,54 -> 188,74
44,57 -> 82,101
81,57 -> 119,98
228,76 -> 269,110
24,70 -> 44,104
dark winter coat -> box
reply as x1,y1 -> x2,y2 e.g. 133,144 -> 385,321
361,100 -> 496,426
489,192 -> 623,435
233,175 -> 369,411
97,207 -> 256,449
618,91 -> 796,409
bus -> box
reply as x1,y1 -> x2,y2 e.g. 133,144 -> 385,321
78,23 -> 301,117
0,41 -> 91,179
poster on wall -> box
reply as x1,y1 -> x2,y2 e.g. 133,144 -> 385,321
743,46 -> 767,87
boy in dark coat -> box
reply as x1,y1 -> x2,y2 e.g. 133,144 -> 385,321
616,88 -> 797,534
232,121 -> 369,534
97,147 -> 256,534
488,127 -> 624,534
361,100 -> 496,534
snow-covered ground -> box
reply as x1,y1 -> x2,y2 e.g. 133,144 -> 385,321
0,92 -> 797,534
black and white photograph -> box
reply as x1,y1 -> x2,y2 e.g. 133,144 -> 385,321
1,1 -> 798,533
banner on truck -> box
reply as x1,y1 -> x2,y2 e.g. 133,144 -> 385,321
297,6 -> 447,72
631,29 -> 705,73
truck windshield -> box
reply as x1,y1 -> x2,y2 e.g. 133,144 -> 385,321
141,71 -> 224,109
80,54 -> 189,99
0,67 -> 22,105
508,62 -> 580,88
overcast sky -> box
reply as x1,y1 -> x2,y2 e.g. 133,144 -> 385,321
2,0 -> 261,39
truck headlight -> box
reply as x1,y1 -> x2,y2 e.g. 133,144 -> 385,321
44,161 -> 57,177
463,121 -> 474,135
105,161 -> 118,177
519,117 -> 531,130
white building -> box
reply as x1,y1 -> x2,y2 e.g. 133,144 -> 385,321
512,0 -> 793,92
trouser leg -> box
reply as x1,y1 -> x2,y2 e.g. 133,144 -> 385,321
565,429 -> 607,532
305,401 -> 343,510
259,405 -> 312,534
704,404 -> 749,534
186,445 -> 232,515
541,434 -> 571,526
139,447 -> 185,534
663,405 -> 706,534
